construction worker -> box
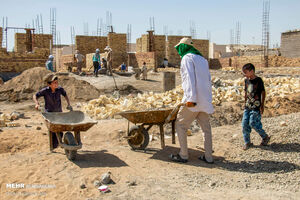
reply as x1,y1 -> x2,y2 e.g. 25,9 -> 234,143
74,50 -> 85,74
169,38 -> 214,164
46,55 -> 55,72
93,49 -> 101,77
104,46 -> 112,76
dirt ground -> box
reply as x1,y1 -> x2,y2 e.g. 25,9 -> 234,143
0,67 -> 299,200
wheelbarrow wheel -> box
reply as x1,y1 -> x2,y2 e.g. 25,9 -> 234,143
128,126 -> 149,150
64,132 -> 77,160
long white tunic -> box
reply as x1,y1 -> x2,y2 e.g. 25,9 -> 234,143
180,53 -> 214,114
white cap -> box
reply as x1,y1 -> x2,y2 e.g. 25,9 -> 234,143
49,55 -> 54,59
104,46 -> 112,51
175,37 -> 194,47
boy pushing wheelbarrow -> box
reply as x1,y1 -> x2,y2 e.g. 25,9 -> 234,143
33,73 -> 72,151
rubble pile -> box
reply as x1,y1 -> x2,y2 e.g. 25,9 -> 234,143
83,77 -> 300,120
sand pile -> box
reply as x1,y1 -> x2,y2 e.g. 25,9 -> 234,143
0,67 -> 100,102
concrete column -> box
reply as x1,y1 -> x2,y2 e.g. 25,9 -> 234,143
163,72 -> 175,92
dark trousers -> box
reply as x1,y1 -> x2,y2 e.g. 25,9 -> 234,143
93,61 -> 99,76
51,132 -> 63,149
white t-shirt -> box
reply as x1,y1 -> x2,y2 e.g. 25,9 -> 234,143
180,53 -> 214,114
75,53 -> 84,62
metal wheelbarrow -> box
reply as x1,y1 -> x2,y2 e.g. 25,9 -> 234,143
118,104 -> 183,150
42,111 -> 98,160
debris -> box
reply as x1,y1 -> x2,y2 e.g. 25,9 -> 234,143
36,126 -> 42,130
101,172 -> 112,184
0,113 -> 10,121
10,111 -> 24,120
0,120 -> 6,127
280,121 -> 288,126
80,184 -> 86,189
6,122 -> 21,127
98,185 -> 110,193
93,180 -> 101,187
25,124 -> 32,128
209,182 -> 217,187
187,129 -> 192,136
83,76 -> 300,120
127,180 -> 137,186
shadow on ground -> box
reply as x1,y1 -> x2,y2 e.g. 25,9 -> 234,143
217,159 -> 300,173
136,146 -> 300,173
73,150 -> 128,168
254,142 -> 300,153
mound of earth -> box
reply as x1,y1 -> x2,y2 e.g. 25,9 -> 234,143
0,67 -> 100,102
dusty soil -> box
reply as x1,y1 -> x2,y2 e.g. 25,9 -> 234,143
0,68 -> 100,102
0,67 -> 299,200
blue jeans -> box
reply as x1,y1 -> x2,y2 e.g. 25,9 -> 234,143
242,109 -> 267,144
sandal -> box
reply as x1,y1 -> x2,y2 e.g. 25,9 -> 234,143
198,155 -> 214,164
169,154 -> 188,163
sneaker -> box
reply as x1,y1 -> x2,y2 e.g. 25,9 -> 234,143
243,142 -> 253,150
260,136 -> 271,146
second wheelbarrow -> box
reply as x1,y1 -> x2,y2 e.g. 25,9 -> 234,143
118,104 -> 183,150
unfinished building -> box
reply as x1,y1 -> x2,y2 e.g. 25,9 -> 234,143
0,28 -> 51,75
281,30 -> 300,58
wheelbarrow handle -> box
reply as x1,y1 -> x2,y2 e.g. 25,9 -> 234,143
164,103 -> 185,124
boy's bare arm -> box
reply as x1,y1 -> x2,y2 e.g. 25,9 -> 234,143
33,94 -> 39,110
64,95 -> 71,106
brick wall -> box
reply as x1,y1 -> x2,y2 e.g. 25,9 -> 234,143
128,53 -> 138,67
154,35 -> 166,66
75,35 -> 107,57
0,47 -> 49,72
136,38 -> 142,52
14,33 -> 52,53
107,33 -> 127,68
209,55 -> 300,69
281,31 -> 300,58
193,39 -> 209,60
135,52 -> 156,69
166,36 -> 190,66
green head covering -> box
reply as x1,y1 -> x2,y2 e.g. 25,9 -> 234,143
175,43 -> 203,58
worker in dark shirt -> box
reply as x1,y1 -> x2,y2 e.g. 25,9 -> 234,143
33,73 -> 72,150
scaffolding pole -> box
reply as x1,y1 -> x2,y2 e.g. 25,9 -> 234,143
262,0 -> 270,68
127,24 -> 132,52
50,8 -> 57,49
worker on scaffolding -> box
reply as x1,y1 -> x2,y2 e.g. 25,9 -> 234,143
46,55 -> 55,72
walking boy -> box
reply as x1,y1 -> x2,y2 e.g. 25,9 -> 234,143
241,63 -> 270,150
33,73 -> 72,150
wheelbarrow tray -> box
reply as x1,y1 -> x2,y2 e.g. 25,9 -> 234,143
42,111 -> 97,132
118,108 -> 176,124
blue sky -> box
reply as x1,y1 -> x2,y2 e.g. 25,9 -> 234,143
1,0 -> 300,50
